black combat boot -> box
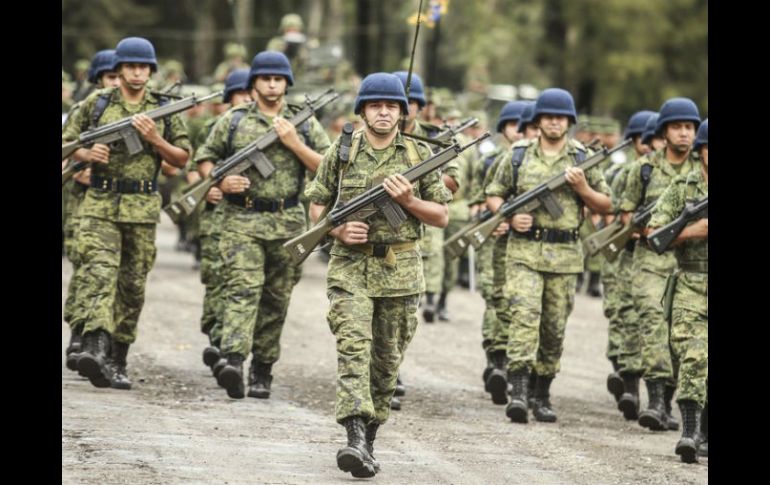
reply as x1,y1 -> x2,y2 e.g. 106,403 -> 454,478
505,369 -> 530,423
664,384 -> 679,431
247,360 -> 273,399
437,292 -> 449,321
482,344 -> 494,384
606,356 -> 624,403
638,379 -> 668,431
485,350 -> 508,405
698,401 -> 708,457
65,329 -> 83,371
366,422 -> 381,474
527,369 -> 537,409
108,341 -> 132,390
390,395 -> 401,410
218,353 -> 245,399
675,400 -> 701,463
532,375 -> 558,422
77,329 -> 111,388
617,372 -> 641,420
422,292 -> 436,323
394,376 -> 406,397
337,417 -> 376,478
587,271 -> 602,297
212,357 -> 227,382
202,337 -> 221,369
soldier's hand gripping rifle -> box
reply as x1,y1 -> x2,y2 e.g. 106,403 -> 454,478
647,195 -> 708,255
282,132 -> 492,265
448,139 -> 632,255
162,89 -> 339,224
61,90 -> 223,163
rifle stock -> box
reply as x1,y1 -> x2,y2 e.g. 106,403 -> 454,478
283,217 -> 334,265
582,218 -> 623,256
62,140 -> 81,161
163,178 -> 216,224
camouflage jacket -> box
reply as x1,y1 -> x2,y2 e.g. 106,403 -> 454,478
649,167 -> 708,265
305,130 -> 452,297
486,137 -> 610,273
62,87 -> 191,224
619,148 -> 699,271
194,100 -> 330,240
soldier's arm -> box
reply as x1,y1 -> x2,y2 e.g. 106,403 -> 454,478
274,116 -> 329,172
131,113 -> 190,168
618,159 -> 643,224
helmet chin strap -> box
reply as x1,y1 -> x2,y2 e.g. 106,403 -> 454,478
363,114 -> 398,137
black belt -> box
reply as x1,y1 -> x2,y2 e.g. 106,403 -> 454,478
225,194 -> 300,212
512,226 -> 580,243
205,201 -> 218,211
625,239 -> 636,253
90,175 -> 157,194
679,261 -> 708,273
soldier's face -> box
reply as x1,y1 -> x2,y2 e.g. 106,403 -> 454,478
230,90 -> 252,107
664,121 -> 696,154
254,75 -> 287,102
633,135 -> 650,156
503,121 -> 521,143
649,136 -> 667,151
118,63 -> 151,91
700,146 -> 708,169
538,115 -> 569,141
407,101 -> 420,121
524,124 -> 540,140
362,100 -> 401,135
99,72 -> 121,89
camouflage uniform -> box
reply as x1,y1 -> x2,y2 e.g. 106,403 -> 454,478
486,137 -> 610,376
62,102 -> 88,333
467,137 -> 508,352
649,169 -> 708,406
305,131 -> 452,425
193,101 -> 330,363
192,116 -> 225,344
601,144 -> 639,362
618,148 -> 698,382
61,87 -> 191,343
442,133 -> 474,297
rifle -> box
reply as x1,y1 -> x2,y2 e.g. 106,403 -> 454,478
282,132 -> 491,265
61,90 -> 222,162
594,200 -> 657,262
163,89 -> 339,224
61,160 -> 89,185
647,195 -> 708,255
447,139 -> 632,255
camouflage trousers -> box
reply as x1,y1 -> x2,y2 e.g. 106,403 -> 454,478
327,287 -> 419,424
487,236 -> 510,353
421,225 -> 444,294
63,185 -> 86,330
442,219 -> 468,293
632,248 -> 679,385
499,263 -> 577,376
601,256 -> 621,360
218,231 -> 298,361
670,271 -> 708,406
198,207 -> 224,344
74,217 -> 157,344
613,249 -> 642,373
477,235 -> 495,351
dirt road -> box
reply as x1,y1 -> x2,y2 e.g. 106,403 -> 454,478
62,217 -> 707,484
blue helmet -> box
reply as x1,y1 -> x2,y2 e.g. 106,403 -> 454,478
391,71 -> 426,108
113,37 -> 157,72
533,88 -> 577,123
655,97 -> 701,135
354,73 -> 408,115
223,68 -> 251,103
693,118 -> 708,151
496,101 -> 530,133
516,101 -> 537,133
248,51 -> 294,87
623,110 -> 656,140
87,50 -> 116,84
641,113 -> 660,145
